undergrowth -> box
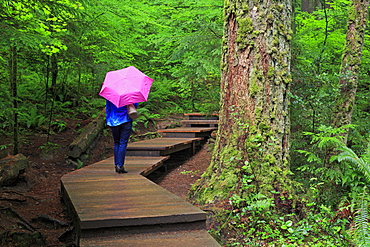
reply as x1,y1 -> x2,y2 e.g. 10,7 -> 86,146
206,125 -> 370,246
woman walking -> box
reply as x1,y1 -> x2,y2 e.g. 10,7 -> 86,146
105,100 -> 137,173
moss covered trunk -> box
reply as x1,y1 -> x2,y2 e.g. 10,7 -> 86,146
190,0 -> 296,208
332,0 -> 368,142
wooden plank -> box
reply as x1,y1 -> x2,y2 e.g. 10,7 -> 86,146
158,127 -> 217,138
126,137 -> 202,156
180,120 -> 219,125
127,138 -> 201,149
60,155 -> 207,231
126,150 -> 162,156
158,127 -> 217,133
159,132 -> 198,138
184,113 -> 219,120
61,174 -> 206,230
80,229 -> 221,247
184,113 -> 219,117
62,156 -> 169,177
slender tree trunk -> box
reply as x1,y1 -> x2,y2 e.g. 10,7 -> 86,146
332,0 -> 368,143
301,0 -> 322,13
10,46 -> 19,155
44,55 -> 50,112
191,0 -> 297,211
51,53 -> 58,88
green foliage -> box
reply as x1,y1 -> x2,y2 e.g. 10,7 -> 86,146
335,144 -> 370,245
180,170 -> 200,176
131,106 -> 160,132
291,0 -> 370,167
295,125 -> 361,207
0,90 -> 12,133
352,187 -> 370,246
296,128 -> 370,246
0,0 -> 222,141
212,171 -> 351,246
1,0 -> 369,245
18,105 -> 46,129
76,159 -> 84,169
337,144 -> 370,182
51,119 -> 67,133
39,142 -> 59,153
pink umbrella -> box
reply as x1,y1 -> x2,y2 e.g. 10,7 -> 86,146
99,66 -> 154,108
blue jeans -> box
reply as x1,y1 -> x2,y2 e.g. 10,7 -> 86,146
110,121 -> 132,168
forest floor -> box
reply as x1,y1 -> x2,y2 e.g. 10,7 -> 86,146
0,114 -> 214,246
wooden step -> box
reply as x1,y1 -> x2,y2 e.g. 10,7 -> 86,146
80,229 -> 220,247
64,156 -> 169,177
158,127 -> 217,138
61,157 -> 169,178
61,158 -> 207,232
184,113 -> 219,120
180,120 -> 219,127
126,137 -> 202,156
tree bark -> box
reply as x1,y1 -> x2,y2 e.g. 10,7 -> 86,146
301,0 -> 322,13
191,0 -> 297,209
332,0 -> 368,143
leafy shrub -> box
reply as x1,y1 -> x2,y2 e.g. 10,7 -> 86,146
18,105 -> 46,129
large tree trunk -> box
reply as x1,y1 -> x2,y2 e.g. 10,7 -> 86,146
332,0 -> 368,143
191,0 -> 297,210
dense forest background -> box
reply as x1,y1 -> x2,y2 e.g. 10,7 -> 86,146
1,0 -> 370,246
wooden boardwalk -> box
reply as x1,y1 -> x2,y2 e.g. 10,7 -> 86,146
61,114 -> 221,246
126,137 -> 202,156
158,127 -> 217,138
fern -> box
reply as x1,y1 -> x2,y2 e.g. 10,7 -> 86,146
18,105 -> 46,129
337,145 -> 370,245
337,145 -> 370,183
131,106 -> 160,131
304,124 -> 355,148
353,187 -> 370,246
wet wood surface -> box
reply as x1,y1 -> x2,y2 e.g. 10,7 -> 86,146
158,127 -> 217,138
158,127 -> 217,133
60,116 -> 221,246
180,120 -> 219,126
126,137 -> 202,156
80,229 -> 220,247
61,156 -> 206,231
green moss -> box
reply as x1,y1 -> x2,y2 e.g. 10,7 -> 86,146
253,30 -> 260,36
272,37 -> 279,46
236,16 -> 253,47
255,106 -> 262,119
240,1 -> 249,12
250,77 -> 260,97
258,121 -> 271,131
266,14 -> 273,22
284,74 -> 292,83
270,109 -> 276,119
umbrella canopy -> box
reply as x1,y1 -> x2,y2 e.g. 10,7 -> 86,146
99,66 -> 153,108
